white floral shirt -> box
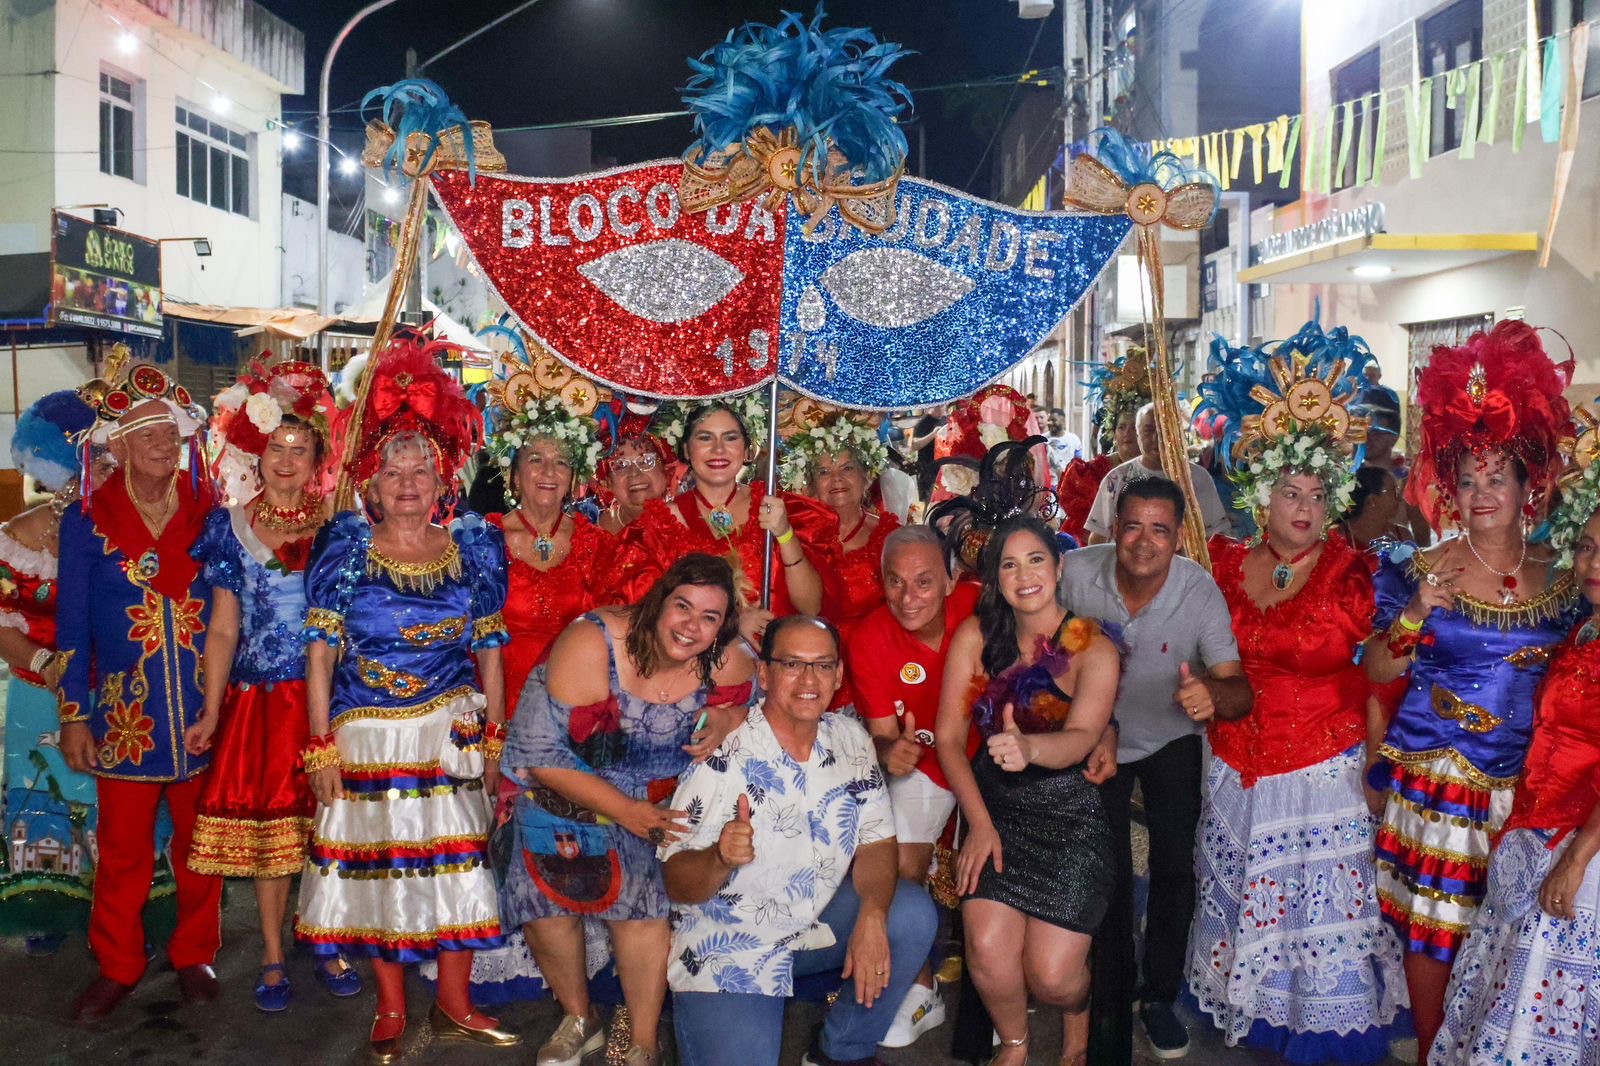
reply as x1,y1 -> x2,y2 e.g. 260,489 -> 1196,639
659,702 -> 892,996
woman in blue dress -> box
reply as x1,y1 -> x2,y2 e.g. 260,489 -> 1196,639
1362,322 -> 1579,1059
504,552 -> 753,1066
294,335 -> 520,1062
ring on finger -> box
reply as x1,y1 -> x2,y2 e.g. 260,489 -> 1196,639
1426,573 -> 1440,587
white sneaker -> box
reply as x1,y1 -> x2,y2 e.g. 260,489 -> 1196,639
878,983 -> 946,1048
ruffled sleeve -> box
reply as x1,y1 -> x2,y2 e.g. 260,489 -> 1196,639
301,511 -> 370,647
779,489 -> 844,616
503,662 -> 605,777
1372,543 -> 1419,631
1328,541 -> 1378,646
606,499 -> 680,605
452,511 -> 510,650
190,508 -> 244,595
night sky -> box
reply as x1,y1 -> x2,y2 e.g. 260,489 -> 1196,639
261,0 -> 1068,208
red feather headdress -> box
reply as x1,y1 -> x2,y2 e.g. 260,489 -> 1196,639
349,330 -> 482,486
1407,320 -> 1574,530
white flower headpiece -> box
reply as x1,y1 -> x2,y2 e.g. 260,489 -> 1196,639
1549,401 -> 1600,570
657,392 -> 769,455
484,343 -> 605,484
779,414 -> 891,490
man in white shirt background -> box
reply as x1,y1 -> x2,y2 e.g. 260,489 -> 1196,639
1083,402 -> 1232,544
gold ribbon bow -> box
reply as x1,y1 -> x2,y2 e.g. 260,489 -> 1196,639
1430,683 -> 1503,735
361,119 -> 507,179
679,127 -> 902,235
1065,154 -> 1218,568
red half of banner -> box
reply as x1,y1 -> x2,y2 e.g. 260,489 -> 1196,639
431,164 -> 785,399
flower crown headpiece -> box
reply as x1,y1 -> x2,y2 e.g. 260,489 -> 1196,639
1196,320 -> 1371,526
212,359 -> 334,457
778,409 -> 891,490
656,392 -> 770,457
483,333 -> 606,485
1548,400 -> 1600,570
1087,347 -> 1153,448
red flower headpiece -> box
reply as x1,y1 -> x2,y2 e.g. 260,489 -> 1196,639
941,384 -> 1037,461
350,330 -> 482,486
1408,320 -> 1574,530
211,357 -> 334,458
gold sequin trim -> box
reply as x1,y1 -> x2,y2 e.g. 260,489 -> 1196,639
334,686 -> 477,726
1376,744 -> 1521,791
1376,820 -> 1491,865
293,920 -> 498,943
399,615 -> 466,645
1504,645 -> 1554,668
1407,551 -> 1576,631
1377,880 -> 1479,909
356,656 -> 430,700
304,608 -> 345,642
189,814 -> 312,878
472,612 -> 506,642
365,542 -> 462,595
1375,889 -> 1471,932
311,832 -> 486,851
1430,684 -> 1503,735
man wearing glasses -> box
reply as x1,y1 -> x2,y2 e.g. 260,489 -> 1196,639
661,616 -> 938,1066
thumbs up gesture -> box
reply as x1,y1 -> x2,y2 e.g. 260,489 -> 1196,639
716,793 -> 756,868
986,702 -> 1033,773
881,700 -> 923,778
1175,662 -> 1215,723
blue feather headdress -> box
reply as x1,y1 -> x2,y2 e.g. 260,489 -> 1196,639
1083,347 -> 1153,453
683,7 -> 912,186
14,389 -> 96,493
361,78 -> 480,184
1195,320 -> 1373,522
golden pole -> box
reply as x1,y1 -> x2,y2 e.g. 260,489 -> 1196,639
1138,225 -> 1211,569
332,177 -> 431,512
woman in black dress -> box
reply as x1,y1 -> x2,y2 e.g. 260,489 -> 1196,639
935,515 -> 1119,1066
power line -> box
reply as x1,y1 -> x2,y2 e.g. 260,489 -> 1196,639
963,15 -> 1050,192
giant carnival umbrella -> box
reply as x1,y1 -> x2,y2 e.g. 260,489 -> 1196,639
339,10 -> 1217,579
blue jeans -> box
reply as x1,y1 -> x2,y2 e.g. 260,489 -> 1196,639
673,879 -> 938,1066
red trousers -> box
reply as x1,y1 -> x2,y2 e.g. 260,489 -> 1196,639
90,775 -> 223,985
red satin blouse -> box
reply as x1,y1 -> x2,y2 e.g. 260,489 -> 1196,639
608,481 -> 842,617
1501,624 -> 1600,841
490,512 -> 617,711
831,511 -> 900,638
1207,534 -> 1375,787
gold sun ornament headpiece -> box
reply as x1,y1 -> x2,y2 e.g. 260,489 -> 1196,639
482,329 -> 607,484
1549,400 -> 1600,570
1237,347 -> 1372,456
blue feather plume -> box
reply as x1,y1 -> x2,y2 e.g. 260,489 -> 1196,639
13,389 -> 95,492
1089,126 -> 1218,195
1196,320 -> 1374,473
361,78 -> 477,184
682,6 -> 913,184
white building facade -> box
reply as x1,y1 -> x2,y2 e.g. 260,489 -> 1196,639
0,0 -> 303,403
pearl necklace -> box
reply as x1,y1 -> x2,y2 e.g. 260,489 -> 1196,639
1463,532 -> 1526,606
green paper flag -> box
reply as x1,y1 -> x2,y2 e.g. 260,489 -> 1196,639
1355,97 -> 1372,186
1513,46 -> 1529,152
1335,100 -> 1356,187
1321,109 -> 1336,193
1370,90 -> 1389,187
1461,62 -> 1482,158
1280,115 -> 1302,189
1481,54 -> 1505,145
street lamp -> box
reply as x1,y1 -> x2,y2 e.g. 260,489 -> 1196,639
318,0 -> 403,363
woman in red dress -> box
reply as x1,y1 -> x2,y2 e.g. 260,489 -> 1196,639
779,413 -> 898,638
611,398 -> 840,640
487,425 -> 616,710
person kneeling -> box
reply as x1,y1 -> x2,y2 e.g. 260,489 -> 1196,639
662,616 -> 938,1066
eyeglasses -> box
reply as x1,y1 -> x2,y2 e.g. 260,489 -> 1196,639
610,453 -> 659,474
764,658 -> 841,677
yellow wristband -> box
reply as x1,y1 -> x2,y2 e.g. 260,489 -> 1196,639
776,528 -> 795,545
1396,615 -> 1424,632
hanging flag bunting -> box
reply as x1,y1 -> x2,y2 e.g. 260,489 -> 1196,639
1541,36 -> 1564,143
1513,45 -> 1530,152
1540,21 -> 1591,268
1482,53 -> 1506,144
1460,62 -> 1482,158
1334,100 -> 1356,187
1279,114 -> 1301,189
1355,98 -> 1373,186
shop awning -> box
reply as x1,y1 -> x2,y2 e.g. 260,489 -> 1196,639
1237,232 -> 1538,285
161,302 -> 343,340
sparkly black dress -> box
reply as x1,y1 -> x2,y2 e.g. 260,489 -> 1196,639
967,616 -> 1115,932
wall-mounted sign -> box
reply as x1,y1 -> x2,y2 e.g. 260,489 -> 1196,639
1200,259 -> 1218,313
1249,202 -> 1386,266
49,211 -> 163,338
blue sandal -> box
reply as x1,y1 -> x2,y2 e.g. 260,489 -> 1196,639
315,955 -> 362,997
254,963 -> 292,1013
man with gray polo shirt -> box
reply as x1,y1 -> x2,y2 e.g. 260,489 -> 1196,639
1060,476 -> 1251,1061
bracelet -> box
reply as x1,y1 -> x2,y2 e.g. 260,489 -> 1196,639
1396,614 -> 1424,632
28,648 -> 52,675
775,528 -> 795,545
484,720 -> 507,761
302,736 -> 341,774
781,554 -> 806,568
1384,622 -> 1425,659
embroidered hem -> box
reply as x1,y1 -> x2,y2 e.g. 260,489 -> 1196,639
189,813 -> 313,878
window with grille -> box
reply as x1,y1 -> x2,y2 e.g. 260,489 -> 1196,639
1420,0 -> 1483,157
1332,48 -> 1380,190
175,105 -> 251,216
99,71 -> 135,180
